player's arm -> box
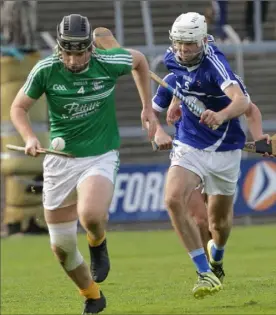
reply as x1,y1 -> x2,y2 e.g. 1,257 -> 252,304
10,89 -> 37,142
201,83 -> 249,126
98,47 -> 157,138
10,62 -> 46,156
151,74 -> 176,150
245,101 -> 270,142
128,49 -> 152,112
128,48 -> 158,138
219,83 -> 250,121
10,89 -> 42,156
200,51 -> 249,126
100,47 -> 152,111
234,73 -> 272,145
233,74 -> 268,141
152,109 -> 173,150
233,75 -> 268,141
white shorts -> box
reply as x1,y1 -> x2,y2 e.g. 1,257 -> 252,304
43,150 -> 120,210
170,142 -> 241,196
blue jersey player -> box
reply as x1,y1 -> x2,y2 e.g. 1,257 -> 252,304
152,71 -> 271,270
154,12 -> 251,299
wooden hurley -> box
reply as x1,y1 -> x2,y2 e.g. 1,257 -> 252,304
242,135 -> 276,155
93,27 -> 121,49
6,144 -> 75,158
150,135 -> 276,156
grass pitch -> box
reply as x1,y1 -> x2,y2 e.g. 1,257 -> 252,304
1,224 -> 276,314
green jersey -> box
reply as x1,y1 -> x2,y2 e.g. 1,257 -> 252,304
23,47 -> 133,157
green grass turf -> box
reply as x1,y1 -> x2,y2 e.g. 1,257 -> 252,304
1,224 -> 276,314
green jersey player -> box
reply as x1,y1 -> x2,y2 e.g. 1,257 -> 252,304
10,14 -> 157,314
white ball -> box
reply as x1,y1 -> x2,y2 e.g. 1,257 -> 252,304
51,137 -> 65,151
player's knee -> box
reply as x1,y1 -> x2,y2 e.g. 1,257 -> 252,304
48,221 -> 84,271
51,244 -> 69,266
209,218 -> 230,233
165,188 -> 191,212
79,208 -> 106,229
194,214 -> 209,230
189,201 -> 208,226
165,192 -> 183,212
50,234 -> 83,271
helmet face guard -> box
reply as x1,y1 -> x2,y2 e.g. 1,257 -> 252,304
56,14 -> 93,72
171,40 -> 204,66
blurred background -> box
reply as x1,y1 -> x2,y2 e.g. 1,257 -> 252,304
1,0 -> 276,237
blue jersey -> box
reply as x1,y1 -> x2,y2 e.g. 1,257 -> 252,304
154,43 -> 248,151
152,71 -> 249,144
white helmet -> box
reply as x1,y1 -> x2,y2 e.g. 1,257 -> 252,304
169,12 -> 208,66
169,12 -> 207,45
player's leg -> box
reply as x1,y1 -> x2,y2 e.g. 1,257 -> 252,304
77,175 -> 113,284
43,155 -> 106,314
76,150 -> 119,284
206,194 -> 233,283
205,149 -> 242,283
165,166 -> 221,298
208,194 -> 234,250
165,166 -> 202,249
188,190 -> 211,258
166,145 -> 222,298
45,206 -> 105,314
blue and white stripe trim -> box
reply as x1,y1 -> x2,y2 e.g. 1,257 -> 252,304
207,46 -> 237,90
152,100 -> 166,112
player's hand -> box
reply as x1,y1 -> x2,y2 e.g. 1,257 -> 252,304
255,134 -> 270,144
166,96 -> 182,125
255,134 -> 276,158
154,127 -> 173,151
25,136 -> 42,157
141,109 -> 157,139
200,110 -> 226,128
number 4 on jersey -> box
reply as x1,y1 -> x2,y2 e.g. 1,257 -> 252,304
77,86 -> 85,94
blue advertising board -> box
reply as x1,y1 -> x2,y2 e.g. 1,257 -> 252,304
109,159 -> 276,222
234,159 -> 276,216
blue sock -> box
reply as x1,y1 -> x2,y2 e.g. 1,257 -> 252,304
211,243 -> 225,262
189,248 -> 211,273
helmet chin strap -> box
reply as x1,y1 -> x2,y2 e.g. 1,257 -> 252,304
175,49 -> 204,68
